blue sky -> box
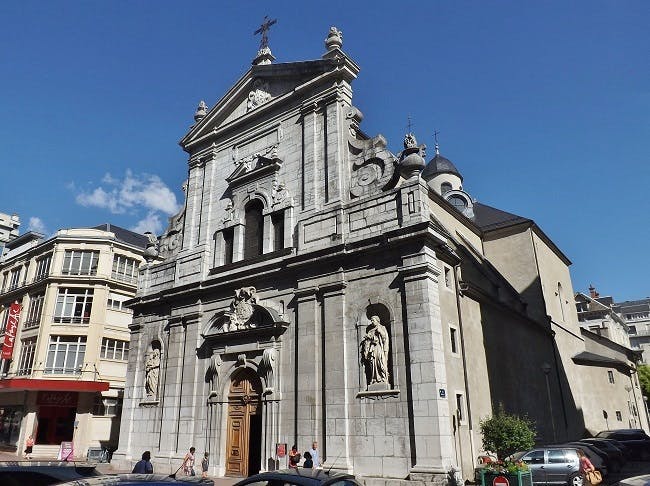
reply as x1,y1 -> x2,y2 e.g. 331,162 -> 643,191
0,1 -> 648,300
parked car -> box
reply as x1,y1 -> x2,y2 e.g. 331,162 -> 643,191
513,447 -> 583,486
563,442 -> 608,476
233,468 -> 363,486
596,429 -> 650,460
55,474 -> 214,485
0,461 -> 102,486
580,438 -> 626,470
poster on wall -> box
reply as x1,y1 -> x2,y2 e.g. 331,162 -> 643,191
1,303 -> 21,360
58,441 -> 74,461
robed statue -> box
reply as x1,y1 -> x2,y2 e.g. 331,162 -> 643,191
360,315 -> 390,387
145,348 -> 160,397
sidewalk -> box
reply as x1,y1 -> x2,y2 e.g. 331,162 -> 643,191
0,450 -> 239,485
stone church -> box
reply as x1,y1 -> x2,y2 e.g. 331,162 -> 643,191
113,27 -> 647,484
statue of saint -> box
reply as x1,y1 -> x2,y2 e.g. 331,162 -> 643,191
360,315 -> 390,387
145,348 -> 160,398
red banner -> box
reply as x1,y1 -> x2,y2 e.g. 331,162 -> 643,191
1,303 -> 21,360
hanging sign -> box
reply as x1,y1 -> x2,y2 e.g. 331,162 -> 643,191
1,303 -> 21,360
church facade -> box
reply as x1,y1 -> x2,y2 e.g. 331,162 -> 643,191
113,28 -> 647,484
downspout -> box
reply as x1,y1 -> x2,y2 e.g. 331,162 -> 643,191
453,263 -> 476,473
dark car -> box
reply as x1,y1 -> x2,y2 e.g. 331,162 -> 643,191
233,468 -> 362,486
580,438 -> 626,470
0,461 -> 102,486
595,429 -> 650,460
55,474 -> 214,485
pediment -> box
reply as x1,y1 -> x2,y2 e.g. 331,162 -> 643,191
181,59 -> 342,149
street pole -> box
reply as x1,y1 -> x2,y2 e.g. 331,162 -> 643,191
542,363 -> 557,442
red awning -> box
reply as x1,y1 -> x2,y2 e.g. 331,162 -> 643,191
0,378 -> 109,393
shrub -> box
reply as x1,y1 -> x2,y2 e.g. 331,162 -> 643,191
480,407 -> 536,460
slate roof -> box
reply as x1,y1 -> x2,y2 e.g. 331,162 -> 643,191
471,202 -> 531,231
92,224 -> 149,249
422,154 -> 463,181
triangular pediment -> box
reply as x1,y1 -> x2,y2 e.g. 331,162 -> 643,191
181,57 -> 357,150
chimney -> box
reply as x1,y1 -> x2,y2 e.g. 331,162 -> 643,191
589,285 -> 600,298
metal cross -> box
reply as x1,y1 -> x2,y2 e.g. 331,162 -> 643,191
407,115 -> 413,133
254,16 -> 277,50
434,130 -> 440,144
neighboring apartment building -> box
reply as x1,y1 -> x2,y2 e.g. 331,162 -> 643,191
575,286 -> 631,348
615,298 -> 650,364
0,212 -> 20,257
0,224 -> 150,457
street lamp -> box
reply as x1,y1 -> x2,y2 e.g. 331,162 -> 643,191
542,362 -> 557,442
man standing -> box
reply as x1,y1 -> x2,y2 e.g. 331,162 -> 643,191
308,441 -> 321,468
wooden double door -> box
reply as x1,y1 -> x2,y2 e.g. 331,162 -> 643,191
225,369 -> 262,477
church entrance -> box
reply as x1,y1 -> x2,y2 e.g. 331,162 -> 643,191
225,368 -> 262,477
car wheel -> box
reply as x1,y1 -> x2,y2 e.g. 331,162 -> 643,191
568,473 -> 584,486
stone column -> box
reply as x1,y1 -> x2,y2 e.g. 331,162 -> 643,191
262,214 -> 272,254
323,95 -> 345,204
232,224 -> 244,262
295,286 -> 321,451
398,245 -> 454,481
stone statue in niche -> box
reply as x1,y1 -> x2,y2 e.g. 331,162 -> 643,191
272,179 -> 290,207
145,347 -> 161,398
360,315 -> 390,389
206,353 -> 222,396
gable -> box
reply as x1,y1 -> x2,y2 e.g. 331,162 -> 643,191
181,59 -> 350,151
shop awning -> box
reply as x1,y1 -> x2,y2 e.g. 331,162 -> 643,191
0,378 -> 109,392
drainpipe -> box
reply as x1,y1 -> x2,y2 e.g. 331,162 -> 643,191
453,263 -> 476,473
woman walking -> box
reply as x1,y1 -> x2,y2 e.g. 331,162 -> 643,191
578,449 -> 597,485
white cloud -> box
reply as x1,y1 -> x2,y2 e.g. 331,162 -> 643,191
28,217 -> 48,235
73,170 -> 181,235
131,212 -> 163,235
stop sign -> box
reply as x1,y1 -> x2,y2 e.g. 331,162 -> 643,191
493,476 -> 510,486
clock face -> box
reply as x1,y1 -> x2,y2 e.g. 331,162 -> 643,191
448,195 -> 468,211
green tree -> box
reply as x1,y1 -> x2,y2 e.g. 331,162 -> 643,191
480,407 -> 536,460
638,364 -> 650,398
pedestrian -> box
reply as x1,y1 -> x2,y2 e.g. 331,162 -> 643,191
308,441 -> 321,468
132,451 -> 154,474
578,449 -> 596,485
182,447 -> 196,476
24,435 -> 34,459
288,444 -> 300,469
201,451 -> 209,479
303,451 -> 313,468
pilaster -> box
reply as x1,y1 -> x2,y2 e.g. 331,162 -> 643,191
398,245 -> 454,479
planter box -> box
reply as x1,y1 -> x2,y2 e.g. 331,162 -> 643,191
480,470 -> 533,486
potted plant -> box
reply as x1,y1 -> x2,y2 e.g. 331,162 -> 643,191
479,407 -> 536,486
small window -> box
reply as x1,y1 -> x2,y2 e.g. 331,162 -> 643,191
608,370 -> 615,384
522,450 -> 544,464
272,212 -> 284,251
223,228 -> 234,265
450,327 -> 458,354
455,393 -> 465,422
629,326 -> 637,335
244,200 -> 264,259
441,182 -> 452,194
616,411 -> 622,421
444,267 -> 452,288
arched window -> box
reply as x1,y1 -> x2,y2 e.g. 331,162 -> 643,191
441,182 -> 452,194
244,200 -> 264,259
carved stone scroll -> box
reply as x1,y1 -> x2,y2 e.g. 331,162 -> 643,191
259,348 -> 277,394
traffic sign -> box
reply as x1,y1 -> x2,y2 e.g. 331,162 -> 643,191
493,475 -> 510,486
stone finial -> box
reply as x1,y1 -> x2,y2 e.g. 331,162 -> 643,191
403,133 -> 418,149
194,100 -> 208,122
253,46 -> 276,66
325,26 -> 343,51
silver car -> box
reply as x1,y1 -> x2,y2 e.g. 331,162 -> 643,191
515,447 -> 583,486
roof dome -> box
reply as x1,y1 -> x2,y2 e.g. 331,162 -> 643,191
422,152 -> 463,182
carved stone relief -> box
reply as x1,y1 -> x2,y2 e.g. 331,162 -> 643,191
158,210 -> 185,259
271,179 -> 291,208
349,135 -> 397,198
246,79 -> 272,112
205,353 -> 222,395
144,343 -> 161,399
259,348 -> 277,394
